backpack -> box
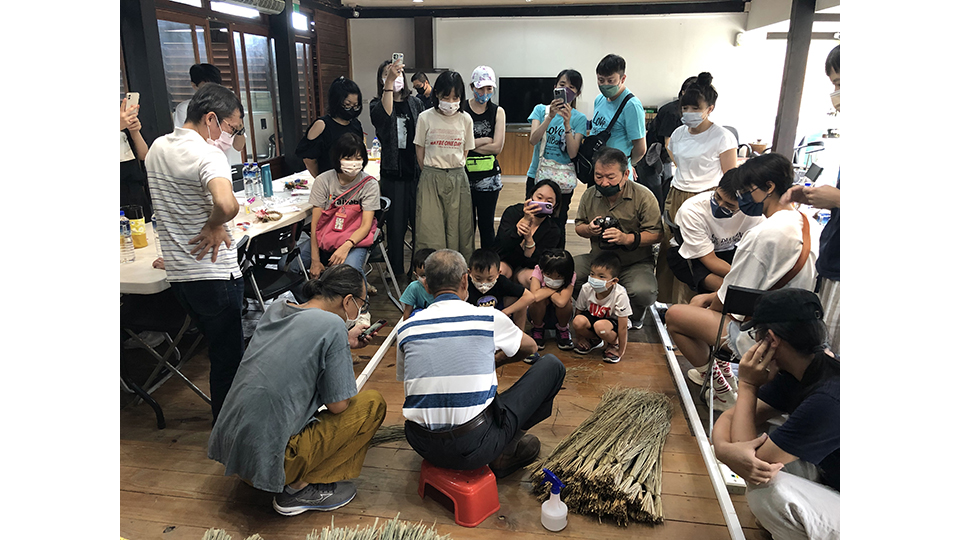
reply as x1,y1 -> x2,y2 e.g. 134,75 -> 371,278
574,93 -> 635,187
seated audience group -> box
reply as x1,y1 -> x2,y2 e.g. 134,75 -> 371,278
144,46 -> 839,532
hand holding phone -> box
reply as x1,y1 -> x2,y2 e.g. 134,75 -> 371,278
125,92 -> 140,111
361,318 -> 388,338
553,88 -> 565,103
529,200 -> 554,215
392,52 -> 404,65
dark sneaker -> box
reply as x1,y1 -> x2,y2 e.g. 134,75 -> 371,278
556,325 -> 574,350
272,481 -> 357,516
490,434 -> 541,478
532,325 -> 545,350
524,352 -> 540,364
602,348 -> 621,364
574,339 -> 603,355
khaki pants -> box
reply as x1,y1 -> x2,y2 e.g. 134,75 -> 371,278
656,186 -> 703,304
283,390 -> 387,486
415,166 -> 475,260
746,460 -> 840,540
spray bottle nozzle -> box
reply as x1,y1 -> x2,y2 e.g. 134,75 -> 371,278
541,468 -> 564,495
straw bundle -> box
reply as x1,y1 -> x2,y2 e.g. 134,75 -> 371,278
369,424 -> 408,447
201,515 -> 451,540
528,387 -> 673,526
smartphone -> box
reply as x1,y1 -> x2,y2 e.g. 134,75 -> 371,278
392,52 -> 404,64
529,200 -> 554,214
361,318 -> 388,338
803,163 -> 823,184
125,92 -> 140,111
553,88 -> 565,103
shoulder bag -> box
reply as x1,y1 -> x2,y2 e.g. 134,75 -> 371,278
575,93 -> 634,186
534,127 -> 578,195
314,174 -> 378,252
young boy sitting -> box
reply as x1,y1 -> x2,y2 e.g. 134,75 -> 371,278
400,248 -> 436,320
467,248 -> 536,329
572,252 -> 632,363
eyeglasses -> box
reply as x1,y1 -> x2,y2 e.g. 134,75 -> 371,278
736,185 -> 759,198
354,295 -> 370,314
747,327 -> 762,341
342,102 -> 361,112
217,116 -> 245,137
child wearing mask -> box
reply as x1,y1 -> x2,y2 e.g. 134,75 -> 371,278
467,248 -> 535,330
400,248 -> 436,320
413,70 -> 476,259
572,252 -> 632,363
527,249 -> 577,352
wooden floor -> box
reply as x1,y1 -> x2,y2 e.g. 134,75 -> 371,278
120,175 -> 769,539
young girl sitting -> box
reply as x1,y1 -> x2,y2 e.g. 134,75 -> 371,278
572,252 -> 632,364
527,249 -> 576,351
400,248 -> 436,320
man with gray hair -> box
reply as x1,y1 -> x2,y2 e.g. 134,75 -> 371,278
396,249 -> 566,478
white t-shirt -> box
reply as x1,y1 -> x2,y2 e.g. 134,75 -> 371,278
675,191 -> 766,260
413,108 -> 475,169
667,123 -> 738,193
145,127 -> 240,282
174,97 -> 244,166
718,209 -> 822,305
575,283 -> 633,319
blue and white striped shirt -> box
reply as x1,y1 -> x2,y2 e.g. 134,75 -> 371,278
396,293 -> 523,430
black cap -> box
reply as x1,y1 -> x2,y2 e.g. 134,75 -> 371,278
740,288 -> 823,331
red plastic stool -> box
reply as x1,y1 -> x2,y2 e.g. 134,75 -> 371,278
418,459 -> 500,527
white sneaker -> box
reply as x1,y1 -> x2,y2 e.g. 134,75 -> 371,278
687,363 -> 709,386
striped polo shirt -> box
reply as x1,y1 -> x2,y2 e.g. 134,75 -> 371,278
145,128 -> 240,282
396,293 -> 523,430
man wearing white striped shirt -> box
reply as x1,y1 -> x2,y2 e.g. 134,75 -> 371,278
146,83 -> 245,424
397,249 -> 566,478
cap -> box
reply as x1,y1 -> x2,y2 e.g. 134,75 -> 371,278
740,288 -> 823,331
471,66 -> 497,89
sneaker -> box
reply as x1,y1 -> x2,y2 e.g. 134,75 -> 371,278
524,352 -> 540,364
627,317 -> 643,330
531,325 -> 545,350
555,325 -> 574,350
708,363 -> 738,412
272,481 -> 357,516
602,348 -> 621,364
687,363 -> 710,386
490,434 -> 541,478
574,339 -> 604,355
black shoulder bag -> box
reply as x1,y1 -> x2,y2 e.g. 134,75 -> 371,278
575,93 -> 634,187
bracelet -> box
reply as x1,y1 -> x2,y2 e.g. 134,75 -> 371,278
523,241 -> 536,249
346,238 -> 356,246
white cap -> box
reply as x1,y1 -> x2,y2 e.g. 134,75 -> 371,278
471,66 -> 497,89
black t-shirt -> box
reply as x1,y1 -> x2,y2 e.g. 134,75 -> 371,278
493,203 -> 562,271
467,275 -> 526,310
393,99 -> 419,177
295,115 -> 363,174
757,362 -> 840,492
816,173 -> 840,280
646,99 -> 682,162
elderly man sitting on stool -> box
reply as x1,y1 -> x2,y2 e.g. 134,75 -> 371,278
397,249 -> 567,478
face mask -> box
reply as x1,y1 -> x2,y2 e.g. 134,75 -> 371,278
710,197 -> 735,219
471,277 -> 496,294
340,160 -> 363,177
737,189 -> 768,217
415,86 -> 425,95
681,111 -> 705,129
595,181 -> 621,197
830,90 -> 840,110
337,104 -> 362,120
543,276 -> 565,289
474,90 -> 492,104
345,297 -> 362,329
382,76 -> 404,93
206,117 -> 235,154
599,84 -> 620,99
557,86 -> 577,104
438,100 -> 460,116
588,276 -> 609,292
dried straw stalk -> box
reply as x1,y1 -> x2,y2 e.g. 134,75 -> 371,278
528,387 -> 672,526
201,515 -> 451,540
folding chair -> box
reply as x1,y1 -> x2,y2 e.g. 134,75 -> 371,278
120,288 -> 208,429
363,196 -> 403,311
237,220 -> 308,311
701,285 -> 764,438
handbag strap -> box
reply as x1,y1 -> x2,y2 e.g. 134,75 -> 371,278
771,212 -> 811,290
329,174 -> 374,208
602,93 -> 635,136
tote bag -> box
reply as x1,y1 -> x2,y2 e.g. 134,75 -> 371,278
314,175 -> 378,252
534,133 -> 577,194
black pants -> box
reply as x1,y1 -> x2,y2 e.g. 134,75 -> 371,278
170,277 -> 245,423
405,354 -> 566,470
526,176 -> 572,249
471,188 -> 500,250
380,172 -> 418,276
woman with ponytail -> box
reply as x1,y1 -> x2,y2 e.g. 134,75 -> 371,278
208,264 -> 387,517
659,72 -> 740,303
296,77 -> 364,178
712,288 -> 839,539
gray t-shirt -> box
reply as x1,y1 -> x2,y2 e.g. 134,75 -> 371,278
207,301 -> 357,492
308,169 -> 381,212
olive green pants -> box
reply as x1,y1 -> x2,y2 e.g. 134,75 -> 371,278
415,165 -> 475,261
283,390 -> 387,486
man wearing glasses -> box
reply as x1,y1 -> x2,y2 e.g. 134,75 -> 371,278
145,83 -> 247,424
173,64 -> 246,166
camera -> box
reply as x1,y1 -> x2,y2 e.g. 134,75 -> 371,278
592,216 -> 622,250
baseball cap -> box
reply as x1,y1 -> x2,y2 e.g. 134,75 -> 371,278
740,288 -> 823,331
471,66 -> 497,89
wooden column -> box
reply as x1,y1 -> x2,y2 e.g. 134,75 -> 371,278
120,0 -> 172,145
771,0 -> 816,158
269,1 -> 303,173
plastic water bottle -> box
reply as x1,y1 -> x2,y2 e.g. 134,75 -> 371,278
250,162 -> 263,204
243,163 -> 259,211
120,211 -> 136,264
152,213 -> 163,258
540,469 -> 567,532
371,137 -> 381,161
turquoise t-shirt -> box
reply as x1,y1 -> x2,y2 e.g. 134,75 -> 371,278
400,279 -> 434,310
591,88 -> 645,162
525,104 -> 589,179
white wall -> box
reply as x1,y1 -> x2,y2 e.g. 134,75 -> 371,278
351,12 -> 840,153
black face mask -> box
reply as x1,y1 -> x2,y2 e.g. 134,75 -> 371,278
596,182 -> 621,197
335,104 -> 362,121
414,86 -> 425,95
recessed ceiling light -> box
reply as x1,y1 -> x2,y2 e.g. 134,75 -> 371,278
414,0 -> 423,3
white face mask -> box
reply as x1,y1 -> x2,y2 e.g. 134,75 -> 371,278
438,100 -> 460,116
206,116 -> 236,154
340,160 -> 363,177
587,276 -> 609,292
830,90 -> 840,111
382,76 -> 404,93
543,276 -> 565,289
681,111 -> 705,129
471,277 -> 496,294
345,297 -> 362,329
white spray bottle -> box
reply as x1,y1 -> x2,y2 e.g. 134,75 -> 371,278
540,468 -> 567,532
